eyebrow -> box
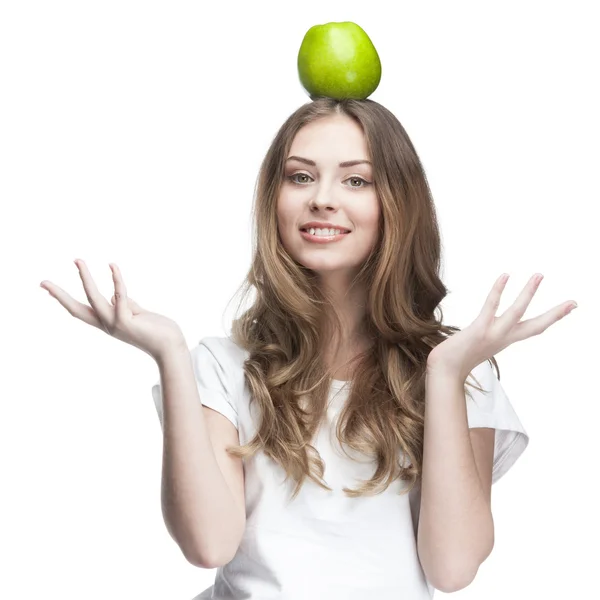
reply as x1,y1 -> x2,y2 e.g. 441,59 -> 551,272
286,155 -> 372,168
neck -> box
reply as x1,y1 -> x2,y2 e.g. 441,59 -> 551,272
317,278 -> 369,348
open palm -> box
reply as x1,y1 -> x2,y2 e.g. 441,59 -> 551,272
40,259 -> 187,361
427,273 -> 578,381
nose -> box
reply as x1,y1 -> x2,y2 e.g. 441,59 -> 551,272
308,181 -> 340,212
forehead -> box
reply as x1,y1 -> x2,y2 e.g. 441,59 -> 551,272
289,116 -> 369,160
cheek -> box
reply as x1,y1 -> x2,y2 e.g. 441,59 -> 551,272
357,202 -> 381,246
275,211 -> 294,249
276,199 -> 296,233
276,213 -> 288,237
355,201 -> 380,231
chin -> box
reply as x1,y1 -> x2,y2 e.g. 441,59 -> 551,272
297,257 -> 360,273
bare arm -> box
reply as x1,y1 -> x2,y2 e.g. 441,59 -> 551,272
156,346 -> 245,568
417,367 -> 495,592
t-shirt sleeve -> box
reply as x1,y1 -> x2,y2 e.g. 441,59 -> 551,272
151,338 -> 239,431
465,359 -> 529,484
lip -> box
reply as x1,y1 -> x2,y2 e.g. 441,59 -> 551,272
299,221 -> 352,232
300,230 -> 350,244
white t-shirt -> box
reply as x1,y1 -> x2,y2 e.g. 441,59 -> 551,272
151,336 -> 529,600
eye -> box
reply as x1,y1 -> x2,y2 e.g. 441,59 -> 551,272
286,173 -> 312,185
346,176 -> 369,188
285,173 -> 371,188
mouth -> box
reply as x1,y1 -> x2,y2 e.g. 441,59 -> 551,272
299,229 -> 351,244
299,226 -> 351,234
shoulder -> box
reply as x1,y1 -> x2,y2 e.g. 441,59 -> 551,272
191,335 -> 249,390
194,335 -> 249,366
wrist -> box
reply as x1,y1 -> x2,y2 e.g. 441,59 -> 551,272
154,339 -> 189,366
426,359 -> 467,383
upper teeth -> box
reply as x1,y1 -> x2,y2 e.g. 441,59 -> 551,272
306,228 -> 347,236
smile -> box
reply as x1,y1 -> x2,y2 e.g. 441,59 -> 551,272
299,230 -> 350,244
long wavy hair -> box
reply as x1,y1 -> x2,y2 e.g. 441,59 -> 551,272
223,97 -> 498,501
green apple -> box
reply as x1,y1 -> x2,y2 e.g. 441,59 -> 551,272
297,21 -> 381,100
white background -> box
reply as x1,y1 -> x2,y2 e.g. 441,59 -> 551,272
2,1 -> 598,598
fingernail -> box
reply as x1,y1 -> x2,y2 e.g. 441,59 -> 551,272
566,302 -> 578,315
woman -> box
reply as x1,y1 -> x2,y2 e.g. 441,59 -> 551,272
40,98 -> 577,599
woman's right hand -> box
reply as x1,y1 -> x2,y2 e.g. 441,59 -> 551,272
40,259 -> 187,362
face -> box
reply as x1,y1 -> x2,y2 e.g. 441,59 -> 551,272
277,115 -> 380,283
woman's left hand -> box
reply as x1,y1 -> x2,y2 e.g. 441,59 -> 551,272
426,273 -> 578,381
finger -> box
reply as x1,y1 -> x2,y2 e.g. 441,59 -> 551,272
75,259 -> 113,326
109,263 -> 129,321
479,273 -> 510,323
507,300 -> 577,343
111,293 -> 144,314
41,281 -> 104,330
496,273 -> 543,331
